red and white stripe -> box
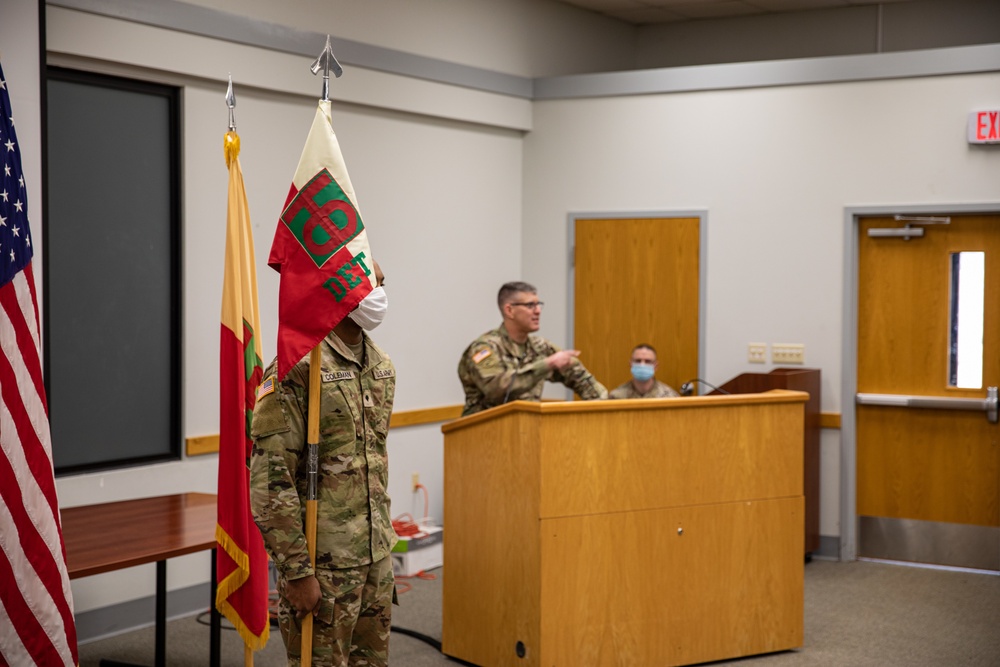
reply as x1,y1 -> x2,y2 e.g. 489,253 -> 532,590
0,263 -> 78,666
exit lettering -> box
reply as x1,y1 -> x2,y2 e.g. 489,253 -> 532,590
968,109 -> 1000,144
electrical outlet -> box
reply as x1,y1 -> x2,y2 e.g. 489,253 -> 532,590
748,343 -> 767,364
772,343 -> 805,364
411,472 -> 420,491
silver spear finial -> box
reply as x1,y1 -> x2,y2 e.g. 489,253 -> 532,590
225,74 -> 236,131
309,35 -> 343,102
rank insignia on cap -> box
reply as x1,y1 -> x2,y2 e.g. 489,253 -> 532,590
257,376 -> 275,400
472,348 -> 492,364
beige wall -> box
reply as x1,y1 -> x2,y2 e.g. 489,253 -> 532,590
109,0 -> 637,78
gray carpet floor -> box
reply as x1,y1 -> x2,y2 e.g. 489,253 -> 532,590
78,559 -> 1000,666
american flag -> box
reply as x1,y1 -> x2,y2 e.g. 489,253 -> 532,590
0,61 -> 79,665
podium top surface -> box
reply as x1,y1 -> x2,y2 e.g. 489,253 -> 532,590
442,388 -> 808,433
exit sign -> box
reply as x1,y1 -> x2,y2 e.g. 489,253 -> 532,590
968,110 -> 1000,144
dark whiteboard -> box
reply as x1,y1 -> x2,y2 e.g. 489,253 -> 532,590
45,68 -> 180,474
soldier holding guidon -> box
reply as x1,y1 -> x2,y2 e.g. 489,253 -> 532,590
251,263 -> 395,667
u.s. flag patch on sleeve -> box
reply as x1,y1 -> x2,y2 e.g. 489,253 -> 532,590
256,376 -> 275,400
472,348 -> 492,364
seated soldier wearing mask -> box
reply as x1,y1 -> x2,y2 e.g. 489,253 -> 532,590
608,343 -> 680,399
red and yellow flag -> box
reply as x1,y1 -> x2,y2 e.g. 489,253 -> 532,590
216,129 -> 270,650
268,100 -> 375,379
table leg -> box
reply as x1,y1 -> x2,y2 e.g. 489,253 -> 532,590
99,560 -> 166,667
155,560 -> 166,667
210,548 -> 221,667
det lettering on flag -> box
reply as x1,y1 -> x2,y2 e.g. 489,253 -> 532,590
269,100 -> 375,378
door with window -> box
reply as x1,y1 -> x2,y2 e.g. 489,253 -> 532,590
856,213 -> 1000,571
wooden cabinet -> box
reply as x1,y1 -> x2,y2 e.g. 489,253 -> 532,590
714,368 -> 821,556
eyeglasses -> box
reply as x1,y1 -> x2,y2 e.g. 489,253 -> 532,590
510,301 -> 544,310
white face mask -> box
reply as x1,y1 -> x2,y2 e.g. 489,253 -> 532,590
348,286 -> 388,331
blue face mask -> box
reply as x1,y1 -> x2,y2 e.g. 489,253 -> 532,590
631,363 -> 655,382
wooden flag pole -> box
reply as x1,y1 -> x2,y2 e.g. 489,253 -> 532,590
301,345 -> 323,667
299,37 -> 342,667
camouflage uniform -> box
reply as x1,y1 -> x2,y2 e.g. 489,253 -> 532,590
608,379 -> 680,399
458,324 -> 607,416
250,330 -> 396,667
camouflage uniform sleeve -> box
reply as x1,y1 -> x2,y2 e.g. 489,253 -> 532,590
249,369 -> 313,581
551,357 -> 609,400
608,382 -> 630,399
462,340 -> 549,404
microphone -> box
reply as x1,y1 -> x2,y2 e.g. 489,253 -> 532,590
680,379 -> 730,396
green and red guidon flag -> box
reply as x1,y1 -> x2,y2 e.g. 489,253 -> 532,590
269,100 -> 374,379
216,129 -> 270,651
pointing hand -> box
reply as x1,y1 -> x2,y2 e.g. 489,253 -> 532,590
545,349 -> 580,371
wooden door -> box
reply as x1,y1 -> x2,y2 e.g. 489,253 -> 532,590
857,214 -> 1000,570
574,217 -> 700,396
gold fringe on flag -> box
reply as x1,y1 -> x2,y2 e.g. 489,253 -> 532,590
215,525 -> 270,651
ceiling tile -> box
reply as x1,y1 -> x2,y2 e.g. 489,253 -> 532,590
662,1 -> 767,20
750,0 -> 848,10
552,0 -> 917,24
570,0 -> 648,9
613,6 -> 690,23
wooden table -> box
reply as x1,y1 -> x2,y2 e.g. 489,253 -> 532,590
62,493 -> 222,667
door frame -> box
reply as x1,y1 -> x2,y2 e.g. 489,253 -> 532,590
841,202 -> 1000,562
566,210 -> 709,398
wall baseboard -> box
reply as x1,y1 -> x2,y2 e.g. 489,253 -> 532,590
814,535 -> 841,561
75,582 -> 211,644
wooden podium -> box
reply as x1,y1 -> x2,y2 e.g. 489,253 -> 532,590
441,391 -> 806,667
